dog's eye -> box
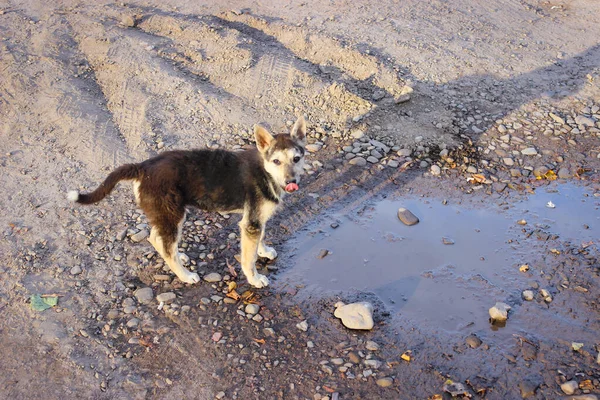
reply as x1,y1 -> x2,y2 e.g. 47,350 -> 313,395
293,156 -> 301,163
273,159 -> 281,165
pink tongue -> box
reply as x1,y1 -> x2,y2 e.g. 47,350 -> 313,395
285,183 -> 299,192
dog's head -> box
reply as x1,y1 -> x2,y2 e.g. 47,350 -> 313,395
254,116 -> 306,194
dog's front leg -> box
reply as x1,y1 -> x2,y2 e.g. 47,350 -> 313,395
257,226 -> 278,260
239,218 -> 270,288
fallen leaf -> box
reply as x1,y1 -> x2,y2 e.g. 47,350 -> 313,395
30,294 -> 58,311
227,281 -> 237,292
252,338 -> 266,345
544,170 -> 557,180
226,258 -> 238,278
401,350 -> 412,362
579,380 -> 594,390
225,291 -> 241,301
322,386 -> 336,393
138,336 -> 154,348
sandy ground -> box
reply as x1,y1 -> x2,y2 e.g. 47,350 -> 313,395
1,0 -> 600,399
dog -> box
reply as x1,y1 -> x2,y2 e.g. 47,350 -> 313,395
68,116 -> 306,288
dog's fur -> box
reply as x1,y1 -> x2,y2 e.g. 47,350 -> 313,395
68,117 -> 307,288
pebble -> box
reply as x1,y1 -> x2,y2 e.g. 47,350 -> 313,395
376,377 -> 393,387
70,265 -> 82,275
442,237 -> 455,245
349,157 -> 367,166
245,304 -> 260,315
366,156 -> 379,164
130,229 -> 149,242
334,302 -> 374,330
521,147 -> 538,156
366,340 -> 380,351
296,320 -> 309,332
203,273 -> 222,283
397,149 -> 411,157
134,287 -> 154,304
575,115 -> 595,127
116,229 -> 128,241
126,318 -> 140,328
317,249 -> 329,259
156,292 -> 176,304
503,157 -> 515,166
397,208 -> 419,226
522,290 -> 534,301
558,167 -> 571,179
430,165 -> 441,175
120,14 -> 136,27
549,112 -> 565,125
387,160 -> 399,168
465,334 -> 482,348
519,379 -> 538,398
305,144 -> 322,153
561,380 -> 579,395
364,359 -> 382,369
350,129 -> 365,139
489,302 -> 511,322
564,396 -> 598,400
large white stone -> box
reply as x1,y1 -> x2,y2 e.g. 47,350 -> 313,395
334,302 -> 374,330
489,302 -> 511,322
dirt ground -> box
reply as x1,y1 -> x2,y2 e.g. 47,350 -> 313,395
1,0 -> 600,399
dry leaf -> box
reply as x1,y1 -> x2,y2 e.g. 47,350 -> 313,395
226,258 -> 238,278
252,338 -> 266,345
401,351 -> 412,362
322,386 -> 336,393
226,291 -> 241,301
544,170 -> 557,180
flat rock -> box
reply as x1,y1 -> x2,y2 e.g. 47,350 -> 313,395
134,287 -> 154,304
245,304 -> 260,315
366,156 -> 379,164
70,266 -> 82,275
334,302 -> 374,330
350,129 -> 365,139
519,379 -> 538,398
397,148 -> 411,157
521,147 -> 538,155
489,302 -> 511,322
349,157 -> 367,166
376,377 -> 393,387
397,208 -> 419,226
366,340 -> 380,351
130,229 -> 149,242
305,143 -> 322,153
431,164 -> 441,175
203,272 -> 222,283
549,112 -> 565,124
561,380 -> 578,395
564,396 -> 599,400
156,292 -> 176,304
522,290 -> 534,301
575,115 -> 595,127
465,334 -> 482,348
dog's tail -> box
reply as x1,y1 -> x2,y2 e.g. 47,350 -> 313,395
68,164 -> 141,205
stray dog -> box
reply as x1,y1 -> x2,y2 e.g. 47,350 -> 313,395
68,116 -> 306,288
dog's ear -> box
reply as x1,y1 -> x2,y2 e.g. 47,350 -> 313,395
290,116 -> 306,145
254,125 -> 274,153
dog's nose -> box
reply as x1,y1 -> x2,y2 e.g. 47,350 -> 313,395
286,179 -> 297,185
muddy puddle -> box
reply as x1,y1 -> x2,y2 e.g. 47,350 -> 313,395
279,183 -> 599,337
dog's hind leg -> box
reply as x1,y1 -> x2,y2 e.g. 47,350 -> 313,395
239,214 -> 269,288
149,215 -> 200,284
257,227 -> 277,260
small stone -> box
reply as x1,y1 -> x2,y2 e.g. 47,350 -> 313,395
430,165 -> 441,175
366,341 -> 380,351
350,129 -> 364,139
489,302 -> 511,322
349,157 -> 367,166
245,304 -> 260,315
130,230 -> 149,242
126,318 -> 140,328
564,396 -> 598,400
387,160 -> 399,168
317,249 -> 329,259
503,157 -> 514,166
522,290 -> 534,301
575,115 -> 595,127
376,377 -> 393,387
366,156 -> 379,164
397,149 -> 411,157
305,144 -> 322,153
116,229 -> 128,241
561,380 -> 578,395
519,379 -> 538,398
203,272 -> 222,283
558,167 -> 571,179
364,359 -> 382,369
156,292 -> 176,304
334,302 -> 374,330
79,329 -> 89,338
521,147 -> 538,156
442,237 -> 455,245
120,14 -> 136,27
107,310 -> 120,319
252,314 -> 263,322
215,391 -> 226,399
517,219 -> 527,226
372,90 -> 386,101
296,320 -> 308,332
397,208 -> 419,226
70,266 -> 82,275
370,150 -> 383,159
134,287 -> 154,304
549,112 -> 565,125
465,334 -> 482,348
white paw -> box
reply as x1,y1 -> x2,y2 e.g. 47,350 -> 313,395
180,272 -> 200,284
258,246 -> 278,260
247,273 -> 270,288
178,253 -> 190,265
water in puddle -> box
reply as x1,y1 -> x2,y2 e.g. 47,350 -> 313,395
280,183 -> 599,334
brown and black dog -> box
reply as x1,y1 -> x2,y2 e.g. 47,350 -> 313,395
68,117 -> 307,288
